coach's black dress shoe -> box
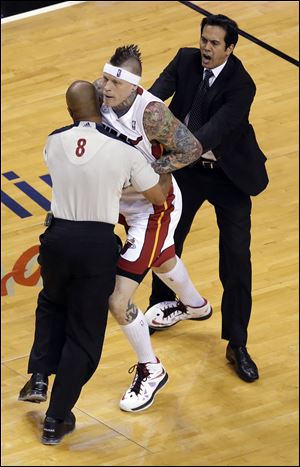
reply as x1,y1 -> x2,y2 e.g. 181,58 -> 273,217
226,344 -> 259,382
42,412 -> 76,445
18,373 -> 48,403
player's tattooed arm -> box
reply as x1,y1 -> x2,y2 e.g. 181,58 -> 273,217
93,77 -> 104,106
125,300 -> 139,324
143,101 -> 203,174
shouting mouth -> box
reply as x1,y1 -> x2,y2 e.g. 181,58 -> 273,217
201,53 -> 212,66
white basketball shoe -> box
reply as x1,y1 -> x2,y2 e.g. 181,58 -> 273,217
120,358 -> 168,412
145,299 -> 212,330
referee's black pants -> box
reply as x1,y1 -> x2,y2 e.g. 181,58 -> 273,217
28,218 -> 118,420
150,165 -> 252,347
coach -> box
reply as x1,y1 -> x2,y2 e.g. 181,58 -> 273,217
148,14 -> 269,382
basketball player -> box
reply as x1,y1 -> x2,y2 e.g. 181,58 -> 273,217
93,45 -> 212,412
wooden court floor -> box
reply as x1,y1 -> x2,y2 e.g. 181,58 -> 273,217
1,1 -> 299,465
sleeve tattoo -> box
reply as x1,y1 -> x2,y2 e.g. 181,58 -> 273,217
143,101 -> 203,173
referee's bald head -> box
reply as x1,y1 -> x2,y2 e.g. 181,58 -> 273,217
66,80 -> 101,122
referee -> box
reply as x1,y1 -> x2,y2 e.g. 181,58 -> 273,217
18,80 -> 171,445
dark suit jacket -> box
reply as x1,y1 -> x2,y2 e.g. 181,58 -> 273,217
149,48 -> 269,196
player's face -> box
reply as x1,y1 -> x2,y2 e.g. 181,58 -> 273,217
199,25 -> 234,69
102,73 -> 135,107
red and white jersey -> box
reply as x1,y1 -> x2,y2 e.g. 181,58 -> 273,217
101,87 -> 181,222
101,87 -> 162,165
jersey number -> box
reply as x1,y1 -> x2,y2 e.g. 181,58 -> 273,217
75,138 -> 87,157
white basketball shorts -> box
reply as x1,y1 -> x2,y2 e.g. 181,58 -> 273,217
117,177 -> 182,279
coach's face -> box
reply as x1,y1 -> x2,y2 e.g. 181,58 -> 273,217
200,25 -> 234,69
102,73 -> 136,108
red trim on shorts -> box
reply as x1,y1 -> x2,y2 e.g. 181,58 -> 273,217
117,186 -> 175,275
151,244 -> 175,267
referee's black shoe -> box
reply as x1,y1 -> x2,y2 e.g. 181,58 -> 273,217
42,412 -> 76,445
18,373 -> 48,403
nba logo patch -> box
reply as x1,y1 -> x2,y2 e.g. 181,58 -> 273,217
132,121 -> 136,130
117,69 -> 122,77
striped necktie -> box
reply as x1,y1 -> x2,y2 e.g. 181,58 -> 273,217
188,69 -> 214,133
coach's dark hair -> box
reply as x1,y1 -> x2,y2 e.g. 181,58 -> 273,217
110,44 -> 142,76
201,14 -> 239,49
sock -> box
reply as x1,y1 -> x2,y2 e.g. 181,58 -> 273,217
155,256 -> 205,307
121,309 -> 156,364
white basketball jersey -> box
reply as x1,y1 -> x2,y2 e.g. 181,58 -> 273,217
101,87 -> 162,164
101,87 -> 180,219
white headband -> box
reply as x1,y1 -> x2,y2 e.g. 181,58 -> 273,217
103,63 -> 141,85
